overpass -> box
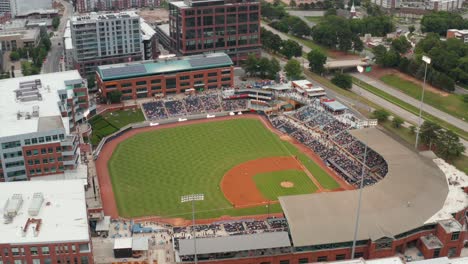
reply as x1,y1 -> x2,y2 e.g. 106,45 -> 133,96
325,59 -> 370,70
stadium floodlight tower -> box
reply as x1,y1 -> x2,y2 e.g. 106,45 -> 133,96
415,55 -> 431,150
181,193 -> 205,264
351,122 -> 369,259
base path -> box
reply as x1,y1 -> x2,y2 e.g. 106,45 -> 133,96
221,156 -> 313,208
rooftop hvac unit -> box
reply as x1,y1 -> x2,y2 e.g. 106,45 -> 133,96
4,194 -> 23,218
28,193 -> 44,216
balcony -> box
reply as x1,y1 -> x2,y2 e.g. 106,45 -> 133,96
61,135 -> 77,147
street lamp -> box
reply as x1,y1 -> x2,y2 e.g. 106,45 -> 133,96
351,126 -> 369,259
414,55 -> 431,150
181,194 -> 204,264
356,66 -> 364,95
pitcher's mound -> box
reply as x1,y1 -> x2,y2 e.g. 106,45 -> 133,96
280,181 -> 294,188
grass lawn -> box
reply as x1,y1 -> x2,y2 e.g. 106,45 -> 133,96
380,74 -> 468,121
253,170 -> 318,200
108,118 -> 337,219
352,77 -> 468,139
305,16 -> 323,24
89,109 -> 145,146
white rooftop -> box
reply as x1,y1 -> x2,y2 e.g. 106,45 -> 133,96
0,180 -> 89,245
0,71 -> 82,138
140,18 -> 156,41
114,237 -> 132,249
71,11 -> 139,23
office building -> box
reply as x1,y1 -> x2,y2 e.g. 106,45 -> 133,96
157,0 -> 261,65
0,0 -> 51,18
0,180 -> 93,264
67,11 -> 143,77
0,28 -> 40,51
96,53 -> 234,100
0,71 -> 93,182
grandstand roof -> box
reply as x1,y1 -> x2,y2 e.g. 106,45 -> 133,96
323,100 -> 347,111
178,231 -> 290,256
279,128 -> 448,247
97,53 -> 233,81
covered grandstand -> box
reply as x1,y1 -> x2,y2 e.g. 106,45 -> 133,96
280,127 -> 448,247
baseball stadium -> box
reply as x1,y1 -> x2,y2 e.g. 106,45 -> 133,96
91,58 -> 467,263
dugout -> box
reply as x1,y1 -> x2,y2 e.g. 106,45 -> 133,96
113,238 -> 132,258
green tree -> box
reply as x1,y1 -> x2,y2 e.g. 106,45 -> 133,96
290,18 -> 311,37
9,51 -> 20,61
408,25 -> 415,34
108,90 -> 123,104
243,54 -> 259,77
331,73 -> 352,90
421,11 -> 467,35
87,75 -> 96,89
281,39 -> 302,59
435,130 -> 465,161
52,16 -> 60,30
409,125 -> 416,134
307,49 -> 327,74
257,57 -> 271,78
391,36 -> 411,54
290,0 -> 297,8
391,116 -> 404,128
420,121 -> 442,150
267,58 -> 281,79
284,59 -> 302,80
371,109 -> 390,122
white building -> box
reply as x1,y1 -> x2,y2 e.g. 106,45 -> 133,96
0,180 -> 93,263
0,0 -> 52,17
371,0 -> 463,11
0,71 -> 93,181
67,11 -> 143,76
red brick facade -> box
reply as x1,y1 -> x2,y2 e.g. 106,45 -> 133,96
97,66 -> 234,100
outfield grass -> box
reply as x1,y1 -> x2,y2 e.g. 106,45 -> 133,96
253,170 -> 318,200
108,118 -> 337,219
89,109 -> 145,146
352,78 -> 468,139
380,74 -> 468,121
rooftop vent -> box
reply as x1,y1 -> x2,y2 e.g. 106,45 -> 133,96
15,79 -> 43,102
28,193 -> 44,216
3,194 -> 23,218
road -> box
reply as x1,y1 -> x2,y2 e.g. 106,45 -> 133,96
351,73 -> 468,133
42,0 -> 73,74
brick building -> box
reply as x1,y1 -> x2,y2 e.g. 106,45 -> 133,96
96,53 -> 234,100
0,71 -> 94,182
447,29 -> 468,44
156,0 -> 261,65
0,180 -> 93,264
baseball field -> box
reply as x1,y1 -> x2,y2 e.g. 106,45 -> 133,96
107,118 -> 340,219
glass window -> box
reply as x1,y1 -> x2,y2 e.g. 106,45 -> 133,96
80,257 -> 89,264
336,254 -> 346,260
11,247 -> 19,255
33,149 -> 38,155
136,81 -> 146,86
53,135 -> 58,140
45,136 -> 52,142
32,138 -> 38,144
44,258 -> 52,264
38,137 -> 44,143
48,148 -> 53,153
451,232 -> 460,241
79,243 -> 90,252
317,256 -> 328,262
41,148 -> 46,154
56,147 -> 61,152
42,159 -> 48,164
28,160 -> 33,165
34,159 -> 40,165
24,139 -> 31,145
32,260 -> 40,264
299,258 -> 308,264
26,150 -> 32,156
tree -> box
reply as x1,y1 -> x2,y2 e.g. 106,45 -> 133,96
243,54 -> 259,77
409,125 -> 416,134
281,39 -> 302,59
257,57 -> 271,78
290,19 -> 311,37
391,36 -> 411,54
108,90 -> 122,104
391,116 -> 404,128
284,59 -> 302,80
435,130 -> 465,161
290,0 -> 297,8
420,121 -> 442,150
9,51 -> 20,61
421,11 -> 467,35
267,58 -> 281,79
52,16 -> 60,30
87,75 -> 96,89
408,25 -> 415,34
307,49 -> 327,74
331,73 -> 352,90
352,35 -> 364,52
371,109 -> 390,122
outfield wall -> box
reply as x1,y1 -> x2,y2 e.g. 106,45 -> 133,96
93,110 -> 250,160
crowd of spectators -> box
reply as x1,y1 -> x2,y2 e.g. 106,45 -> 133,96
270,104 -> 388,187
141,91 -> 249,120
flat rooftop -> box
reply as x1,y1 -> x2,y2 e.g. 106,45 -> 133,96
71,11 -> 139,23
280,127 -> 448,246
420,234 -> 443,250
0,70 -> 82,138
140,18 -> 156,41
97,53 -> 233,81
0,180 -> 89,245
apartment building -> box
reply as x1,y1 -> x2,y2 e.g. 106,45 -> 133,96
371,0 -> 463,11
76,0 -> 160,13
67,12 -> 143,77
0,0 -> 51,18
0,180 -> 93,264
157,0 -> 261,65
0,71 -> 93,182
